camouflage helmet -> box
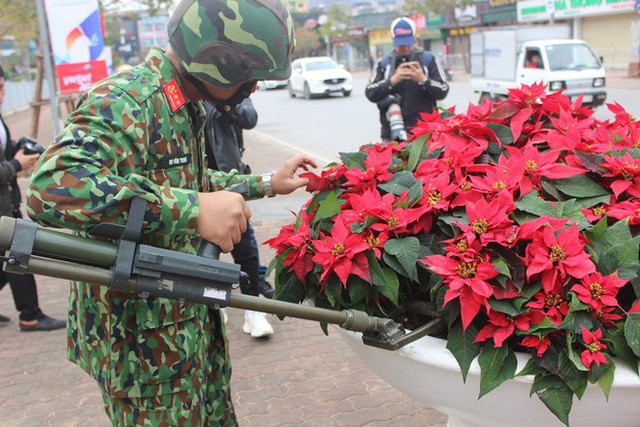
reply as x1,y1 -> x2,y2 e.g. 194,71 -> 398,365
167,0 -> 295,89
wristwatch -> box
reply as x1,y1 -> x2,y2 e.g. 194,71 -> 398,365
261,172 -> 275,198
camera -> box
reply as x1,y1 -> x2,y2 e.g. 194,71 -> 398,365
395,53 -> 416,68
16,137 -> 45,156
379,94 -> 407,142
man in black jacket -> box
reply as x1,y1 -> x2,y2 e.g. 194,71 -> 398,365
366,17 -> 449,142
0,65 -> 65,331
205,97 -> 275,338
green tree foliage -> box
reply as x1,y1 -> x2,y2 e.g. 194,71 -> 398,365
0,0 -> 37,43
317,4 -> 352,45
293,27 -> 322,59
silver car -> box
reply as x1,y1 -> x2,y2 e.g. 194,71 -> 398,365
288,56 -> 353,99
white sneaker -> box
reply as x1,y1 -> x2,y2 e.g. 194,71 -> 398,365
242,310 -> 274,338
220,308 -> 228,325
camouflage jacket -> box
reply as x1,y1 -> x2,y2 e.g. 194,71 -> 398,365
26,48 -> 267,398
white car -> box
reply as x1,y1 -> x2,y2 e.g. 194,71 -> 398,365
288,56 -> 353,99
257,79 -> 288,90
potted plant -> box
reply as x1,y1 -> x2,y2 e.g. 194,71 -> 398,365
266,84 -> 640,427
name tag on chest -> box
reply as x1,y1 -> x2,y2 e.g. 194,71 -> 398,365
158,154 -> 191,169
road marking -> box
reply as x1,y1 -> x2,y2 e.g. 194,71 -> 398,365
248,129 -> 334,165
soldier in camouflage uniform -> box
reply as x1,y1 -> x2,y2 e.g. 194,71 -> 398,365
26,0 -> 314,425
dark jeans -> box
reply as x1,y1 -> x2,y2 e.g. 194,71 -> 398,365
0,269 -> 42,320
231,223 -> 261,297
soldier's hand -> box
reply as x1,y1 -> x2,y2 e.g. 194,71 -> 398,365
196,191 -> 251,253
14,150 -> 39,171
271,153 -> 317,195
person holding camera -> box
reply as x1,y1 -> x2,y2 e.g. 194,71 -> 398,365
205,97 -> 276,338
365,17 -> 450,142
0,64 -> 66,331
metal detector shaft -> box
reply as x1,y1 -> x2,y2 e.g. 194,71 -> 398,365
0,216 -> 398,336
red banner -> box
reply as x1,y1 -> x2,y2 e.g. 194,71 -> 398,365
56,60 -> 108,94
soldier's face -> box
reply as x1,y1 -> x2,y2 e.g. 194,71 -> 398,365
203,81 -> 257,102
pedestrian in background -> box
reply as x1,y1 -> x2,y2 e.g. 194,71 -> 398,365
366,16 -> 449,142
205,97 -> 276,338
0,64 -> 66,332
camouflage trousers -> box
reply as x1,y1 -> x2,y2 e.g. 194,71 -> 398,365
99,309 -> 237,426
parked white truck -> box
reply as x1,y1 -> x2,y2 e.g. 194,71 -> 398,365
470,25 -> 606,107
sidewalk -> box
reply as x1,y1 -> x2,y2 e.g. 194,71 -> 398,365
0,105 -> 448,426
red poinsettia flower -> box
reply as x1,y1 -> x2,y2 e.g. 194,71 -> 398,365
502,143 -> 587,195
456,193 -> 514,245
571,272 -> 627,311
312,216 -> 370,286
525,224 -> 596,293
606,199 -> 640,225
520,334 -> 552,357
475,309 -> 545,347
265,211 -> 316,283
422,252 -> 498,330
467,162 -> 523,200
526,287 -> 569,326
344,145 -> 394,189
302,164 -> 347,192
600,152 -> 640,198
580,326 -> 608,370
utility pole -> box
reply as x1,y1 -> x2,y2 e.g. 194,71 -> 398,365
34,0 -> 61,136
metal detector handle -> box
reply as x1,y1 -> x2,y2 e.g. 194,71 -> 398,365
197,181 -> 250,260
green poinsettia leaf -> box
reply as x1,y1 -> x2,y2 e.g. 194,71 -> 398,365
446,322 -> 480,382
378,171 -> 418,196
577,194 -> 612,209
487,243 -> 525,290
532,376 -> 573,427
314,191 -> 342,223
590,354 -> 615,400
491,256 -> 511,278
587,220 -> 640,279
565,333 -> 589,373
559,309 -> 598,334
515,191 -> 556,220
588,352 -> 614,385
366,252 -> 399,305
478,345 -> 517,398
323,276 -> 343,309
607,324 -> 640,374
549,175 -> 610,198
407,137 -> 427,171
574,152 -> 605,173
274,263 -> 308,304
488,299 -> 521,316
486,123 -> 515,145
339,151 -> 367,169
517,358 -> 544,378
384,237 -> 420,281
624,313 -> 640,357
347,277 -> 371,305
407,179 -> 424,206
555,350 -> 588,398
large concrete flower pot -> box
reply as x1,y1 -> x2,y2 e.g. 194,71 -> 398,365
337,328 -> 640,427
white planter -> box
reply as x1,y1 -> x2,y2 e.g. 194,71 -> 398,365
337,328 -> 640,427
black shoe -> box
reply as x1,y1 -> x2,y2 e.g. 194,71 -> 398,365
258,280 -> 275,299
0,313 -> 10,326
19,314 -> 66,332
